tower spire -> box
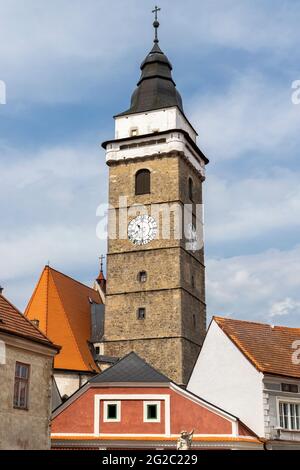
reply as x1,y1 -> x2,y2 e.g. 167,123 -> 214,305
96,254 -> 106,292
99,254 -> 105,274
152,6 -> 161,44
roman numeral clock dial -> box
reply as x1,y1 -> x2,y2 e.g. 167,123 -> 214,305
128,215 -> 158,246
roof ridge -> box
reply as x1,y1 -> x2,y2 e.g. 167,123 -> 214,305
91,351 -> 170,383
24,266 -> 48,318
214,317 -> 264,372
47,265 -> 100,295
214,315 -> 300,332
50,269 -> 96,372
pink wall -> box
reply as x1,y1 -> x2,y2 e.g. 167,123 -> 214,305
52,386 -> 236,436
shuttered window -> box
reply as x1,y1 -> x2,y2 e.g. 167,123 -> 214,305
135,169 -> 151,195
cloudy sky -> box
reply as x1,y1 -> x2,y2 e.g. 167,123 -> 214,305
1,0 -> 300,326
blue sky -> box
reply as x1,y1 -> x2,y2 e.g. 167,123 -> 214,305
1,0 -> 300,326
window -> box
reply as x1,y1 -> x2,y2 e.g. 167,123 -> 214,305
95,346 -> 100,355
191,275 -> 195,288
138,271 -> 147,283
14,362 -> 30,409
135,169 -> 151,195
279,402 -> 300,430
137,308 -> 146,320
188,178 -> 194,201
104,401 -> 121,422
144,401 -> 161,422
131,128 -> 138,137
282,383 -> 299,393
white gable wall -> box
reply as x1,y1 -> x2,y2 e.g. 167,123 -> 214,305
187,320 -> 265,436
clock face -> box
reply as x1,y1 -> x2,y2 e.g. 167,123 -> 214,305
128,215 -> 157,246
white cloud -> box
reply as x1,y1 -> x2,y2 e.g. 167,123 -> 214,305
270,298 -> 300,318
206,246 -> 300,325
205,169 -> 300,244
189,72 -> 300,161
0,142 -> 108,309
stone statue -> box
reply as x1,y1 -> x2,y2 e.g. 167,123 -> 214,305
176,430 -> 194,450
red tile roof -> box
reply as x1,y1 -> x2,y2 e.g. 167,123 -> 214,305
25,266 -> 102,373
214,316 -> 300,379
0,293 -> 58,349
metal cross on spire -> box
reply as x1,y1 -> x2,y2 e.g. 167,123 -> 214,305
152,5 -> 161,43
99,254 -> 105,273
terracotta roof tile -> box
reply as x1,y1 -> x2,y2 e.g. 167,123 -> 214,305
0,293 -> 57,348
214,316 -> 300,379
25,266 -> 102,373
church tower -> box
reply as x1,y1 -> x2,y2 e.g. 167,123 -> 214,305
101,10 -> 209,385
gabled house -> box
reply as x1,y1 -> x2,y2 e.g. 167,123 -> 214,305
51,352 -> 262,450
25,266 -> 108,399
187,316 -> 300,450
0,291 -> 59,449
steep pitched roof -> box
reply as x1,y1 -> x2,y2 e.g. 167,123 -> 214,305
214,316 -> 300,379
90,352 -> 170,383
0,293 -> 57,349
25,266 -> 102,373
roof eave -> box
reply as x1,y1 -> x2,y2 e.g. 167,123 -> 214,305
101,128 -> 209,165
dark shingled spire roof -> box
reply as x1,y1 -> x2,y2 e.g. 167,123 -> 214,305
116,14 -> 183,117
90,352 -> 170,383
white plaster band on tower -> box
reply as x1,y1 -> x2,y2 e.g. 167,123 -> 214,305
105,131 -> 206,178
114,107 -> 197,141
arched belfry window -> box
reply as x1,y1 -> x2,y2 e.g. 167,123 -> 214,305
188,177 -> 194,201
135,169 -> 151,195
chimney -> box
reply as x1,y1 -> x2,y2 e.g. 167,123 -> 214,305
0,286 -> 3,295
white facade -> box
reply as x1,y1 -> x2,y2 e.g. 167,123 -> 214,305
106,131 -> 205,178
187,319 -> 265,436
105,107 -> 205,178
262,376 -> 300,447
114,107 -> 197,141
54,371 -> 92,399
188,319 -> 300,448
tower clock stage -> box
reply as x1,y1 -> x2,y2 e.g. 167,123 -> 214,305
100,10 -> 209,385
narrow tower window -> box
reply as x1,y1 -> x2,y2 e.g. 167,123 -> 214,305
188,177 -> 194,201
138,271 -> 147,283
135,169 -> 151,195
137,308 -> 146,320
